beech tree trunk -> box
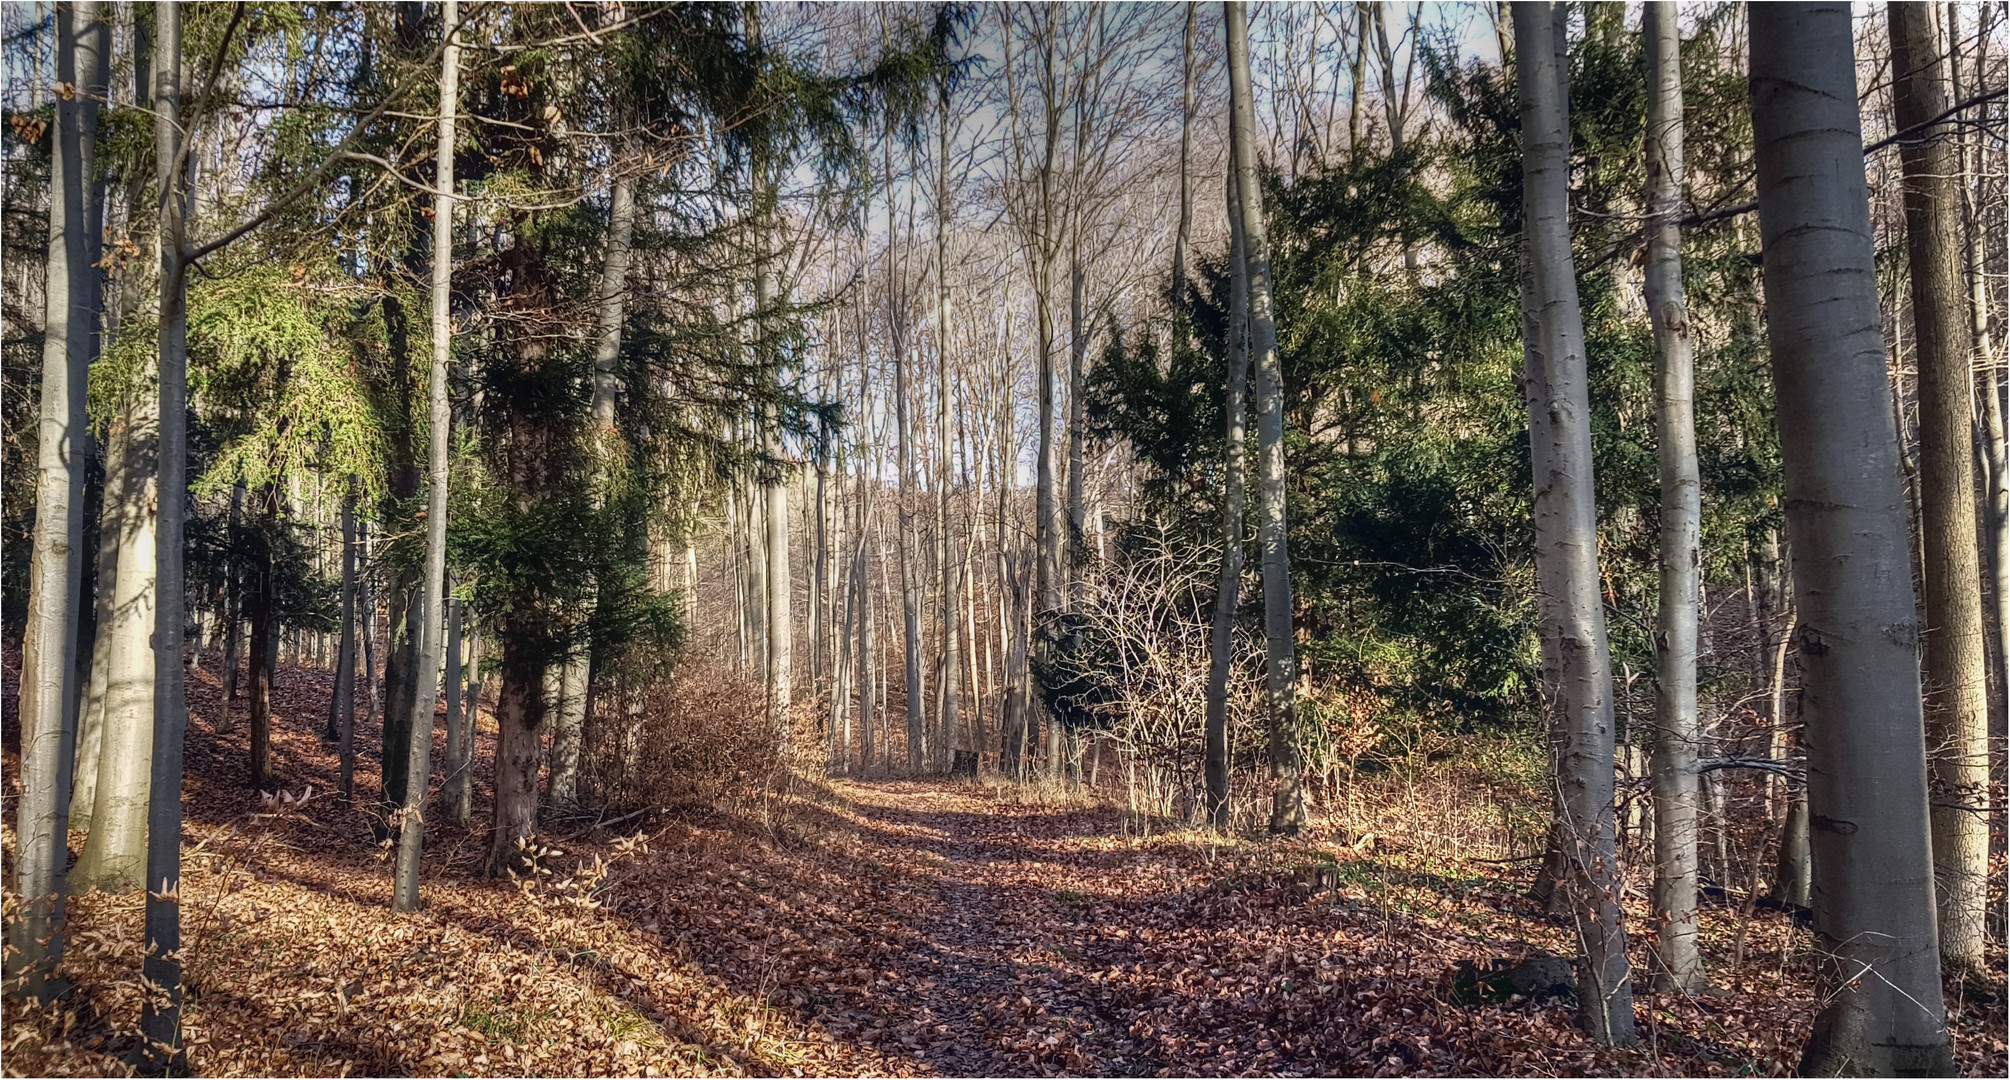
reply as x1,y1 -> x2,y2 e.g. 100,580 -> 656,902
1204,147 -> 1251,831
1511,1 -> 1633,1046
10,0 -> 102,1000
392,2 -> 458,909
1749,5 -> 1953,1072
1642,0 -> 1705,995
1226,1 -> 1305,837
71,369 -> 158,894
140,1 -> 187,1058
1887,0 -> 1990,975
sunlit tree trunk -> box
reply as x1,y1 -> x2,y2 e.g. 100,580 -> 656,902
1511,0 -> 1633,1046
1750,5 -> 1953,1072
71,371 -> 157,893
393,0 -> 458,910
1887,0 -> 1990,975
1226,1 -> 1304,837
10,0 -> 103,1000
1642,0 -> 1704,995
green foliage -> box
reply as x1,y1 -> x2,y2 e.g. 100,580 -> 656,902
1089,15 -> 1783,742
188,264 -> 385,498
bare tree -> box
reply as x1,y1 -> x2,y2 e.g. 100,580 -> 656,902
1203,139 -> 1250,830
393,0 -> 460,912
1226,0 -> 1304,837
9,0 -> 103,1001
1642,0 -> 1704,995
1750,4 -> 1952,1072
1511,0 -> 1633,1046
140,0 -> 188,1059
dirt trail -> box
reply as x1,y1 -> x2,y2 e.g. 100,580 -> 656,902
803,782 -> 1151,1076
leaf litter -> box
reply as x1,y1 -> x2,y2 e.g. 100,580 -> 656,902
3,651 -> 2005,1077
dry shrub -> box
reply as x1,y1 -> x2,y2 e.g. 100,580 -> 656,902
581,655 -> 808,821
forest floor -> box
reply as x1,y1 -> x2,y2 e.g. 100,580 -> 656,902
4,654 -> 2007,1078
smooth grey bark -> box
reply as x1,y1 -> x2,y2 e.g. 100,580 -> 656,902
1749,5 -> 1953,1072
140,0 -> 186,1059
393,0 -> 458,912
1511,1 -> 1634,1046
1772,787 -> 1812,910
1887,0 -> 1991,975
1642,0 -> 1704,996
73,435 -> 121,831
70,366 -> 158,894
1204,150 -> 1251,832
1172,1 -> 1197,295
10,0 -> 102,1000
1226,1 -> 1305,837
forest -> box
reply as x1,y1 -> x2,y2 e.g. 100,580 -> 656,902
1,1 -> 2005,1076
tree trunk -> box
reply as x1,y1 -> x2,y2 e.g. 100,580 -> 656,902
546,655 -> 584,811
380,575 -> 419,812
10,0 -> 102,1001
354,519 -> 377,806
218,481 -> 246,729
1642,0 -> 1705,995
71,369 -> 158,894
458,628 -> 480,825
1770,786 -> 1812,910
1512,1 -> 1634,1046
937,78 -> 961,769
336,495 -> 359,807
72,405 -> 128,834
1067,247 -> 1087,605
140,1 -> 187,1059
895,273 -> 925,773
393,2 -> 458,909
1887,0 -> 1991,975
325,491 -> 357,744
487,628 -> 546,873
442,595 -> 465,819
1749,6 -> 1953,1071
1227,1 -> 1305,838
1172,1 -> 1197,296
765,444 -> 791,739
1204,146 -> 1252,831
248,493 -> 278,791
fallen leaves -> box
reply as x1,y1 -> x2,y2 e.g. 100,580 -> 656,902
3,650 -> 2005,1077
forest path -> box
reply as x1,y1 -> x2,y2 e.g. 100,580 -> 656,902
802,780 -> 1163,1076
